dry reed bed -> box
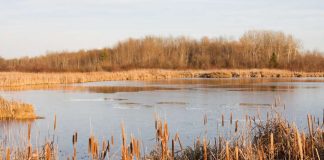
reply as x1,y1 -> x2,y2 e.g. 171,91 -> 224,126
167,113 -> 324,160
1,69 -> 324,87
0,120 -> 58,160
1,110 -> 323,160
0,97 -> 36,119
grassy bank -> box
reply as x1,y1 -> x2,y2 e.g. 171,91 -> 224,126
1,69 -> 324,87
0,97 -> 36,119
1,110 -> 323,159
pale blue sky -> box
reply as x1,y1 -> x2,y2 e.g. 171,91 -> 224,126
1,0 -> 323,58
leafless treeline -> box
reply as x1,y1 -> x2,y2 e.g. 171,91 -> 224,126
1,30 -> 323,72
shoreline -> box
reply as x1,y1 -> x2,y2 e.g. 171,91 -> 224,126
0,69 -> 324,87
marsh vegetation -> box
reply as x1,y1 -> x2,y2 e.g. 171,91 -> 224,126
1,109 -> 323,159
0,97 -> 36,120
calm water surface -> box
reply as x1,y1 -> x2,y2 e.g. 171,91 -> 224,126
1,78 -> 324,158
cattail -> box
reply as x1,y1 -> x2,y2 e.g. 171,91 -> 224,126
172,139 -> 175,159
270,133 -> 274,158
88,137 -> 93,154
164,121 -> 169,141
27,145 -> 32,158
301,132 -> 306,155
111,135 -> 114,146
132,138 -> 139,159
136,139 -> 140,159
307,114 -> 313,138
230,112 -> 233,125
158,121 -> 163,139
235,146 -> 239,160
121,123 -> 127,160
204,114 -> 207,125
222,114 -> 224,127
107,140 -> 110,152
130,141 -> 133,155
6,148 -> 10,160
45,143 -> 51,160
27,123 -> 31,142
91,138 -> 98,159
203,137 -> 207,160
235,120 -> 238,132
75,132 -> 78,144
121,123 -> 126,146
72,134 -> 76,146
54,113 -> 57,131
296,127 -> 303,160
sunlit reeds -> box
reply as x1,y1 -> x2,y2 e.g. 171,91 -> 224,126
1,69 -> 324,87
0,97 -> 36,119
1,109 -> 323,159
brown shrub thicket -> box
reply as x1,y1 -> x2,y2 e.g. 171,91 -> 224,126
1,30 -> 324,72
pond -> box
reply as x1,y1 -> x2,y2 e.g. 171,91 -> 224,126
1,78 -> 323,158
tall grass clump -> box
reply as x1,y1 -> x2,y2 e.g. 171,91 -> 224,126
1,121 -> 57,159
0,97 -> 36,119
167,112 -> 324,160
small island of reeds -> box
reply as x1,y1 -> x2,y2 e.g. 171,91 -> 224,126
0,97 -> 37,120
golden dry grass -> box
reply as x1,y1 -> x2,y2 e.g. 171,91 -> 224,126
0,97 -> 36,119
0,69 -> 324,87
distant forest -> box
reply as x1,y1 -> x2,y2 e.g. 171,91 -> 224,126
1,30 -> 324,72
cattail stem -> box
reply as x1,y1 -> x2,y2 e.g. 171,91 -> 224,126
6,148 -> 10,160
296,127 -> 303,160
230,112 -> 233,125
226,141 -> 229,160
172,139 -> 175,160
203,138 -> 207,160
45,143 -> 51,160
204,114 -> 207,125
235,146 -> 239,160
270,133 -> 274,159
307,114 -> 313,138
